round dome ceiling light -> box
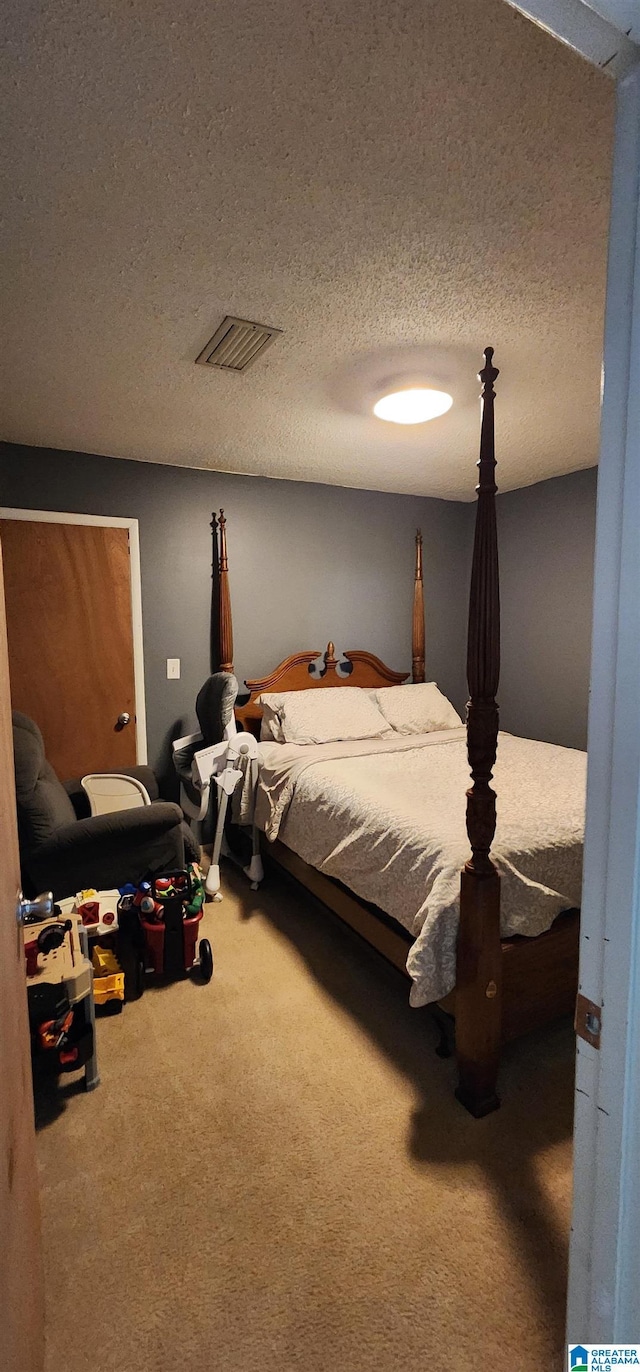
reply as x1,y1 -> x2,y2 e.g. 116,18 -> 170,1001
373,387 -> 453,425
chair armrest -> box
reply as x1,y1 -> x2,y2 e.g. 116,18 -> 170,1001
43,803 -> 183,855
29,803 -> 188,901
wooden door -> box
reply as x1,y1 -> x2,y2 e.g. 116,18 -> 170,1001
1,519 -> 137,779
0,539 -> 45,1372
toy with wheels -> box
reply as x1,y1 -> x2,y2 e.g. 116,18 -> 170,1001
136,867 -> 213,984
91,944 -> 126,1013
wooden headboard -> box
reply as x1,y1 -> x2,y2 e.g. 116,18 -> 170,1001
235,644 -> 409,736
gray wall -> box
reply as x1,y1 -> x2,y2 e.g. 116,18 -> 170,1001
0,444 -> 598,771
0,443 -> 469,782
495,468 -> 597,751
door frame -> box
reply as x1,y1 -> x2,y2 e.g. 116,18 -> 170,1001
507,0 -> 640,1346
504,0 -> 639,77
0,508 -> 148,765
568,60 -> 640,1341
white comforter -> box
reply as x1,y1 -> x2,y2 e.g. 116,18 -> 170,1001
241,728 -> 586,1007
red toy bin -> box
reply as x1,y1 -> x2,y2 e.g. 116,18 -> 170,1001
140,918 -> 165,975
182,910 -> 203,971
132,868 -> 213,984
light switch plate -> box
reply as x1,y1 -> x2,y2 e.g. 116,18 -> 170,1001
167,658 -> 181,680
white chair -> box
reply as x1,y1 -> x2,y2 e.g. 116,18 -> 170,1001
81,773 -> 152,817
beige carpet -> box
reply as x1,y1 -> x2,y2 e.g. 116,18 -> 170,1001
36,863 -> 574,1372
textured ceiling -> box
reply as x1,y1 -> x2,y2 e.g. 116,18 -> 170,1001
1,0 -> 613,500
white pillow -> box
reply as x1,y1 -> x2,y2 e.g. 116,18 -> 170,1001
373,682 -> 463,735
259,698 -> 286,743
259,687 -> 391,745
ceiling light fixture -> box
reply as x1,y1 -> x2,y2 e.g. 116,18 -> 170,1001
373,387 -> 453,425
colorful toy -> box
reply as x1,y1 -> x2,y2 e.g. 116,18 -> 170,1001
133,881 -> 163,922
91,945 -> 125,1010
24,939 -> 40,978
77,900 -> 100,925
185,887 -> 205,918
76,890 -> 119,932
25,948 -> 95,1079
134,865 -> 213,983
38,1007 -> 74,1053
24,919 -> 74,977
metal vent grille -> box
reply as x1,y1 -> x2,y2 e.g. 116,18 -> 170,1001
196,316 -> 282,372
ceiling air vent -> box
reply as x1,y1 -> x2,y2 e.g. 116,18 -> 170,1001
196,316 -> 282,372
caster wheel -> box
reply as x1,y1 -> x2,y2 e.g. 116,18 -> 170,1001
212,891 -> 223,903
198,938 -> 214,983
134,955 -> 146,1000
124,952 -> 146,1002
251,882 -> 260,891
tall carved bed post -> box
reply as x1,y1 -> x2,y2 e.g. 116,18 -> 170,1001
412,530 -> 425,683
455,348 -> 502,1118
217,508 -> 234,674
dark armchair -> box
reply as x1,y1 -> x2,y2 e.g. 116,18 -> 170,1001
12,712 -> 199,900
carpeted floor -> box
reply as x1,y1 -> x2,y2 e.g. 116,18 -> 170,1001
35,863 -> 574,1372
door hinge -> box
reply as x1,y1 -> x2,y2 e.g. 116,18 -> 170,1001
575,993 -> 602,1049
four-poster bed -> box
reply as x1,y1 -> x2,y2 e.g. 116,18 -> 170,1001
211,350 -> 582,1116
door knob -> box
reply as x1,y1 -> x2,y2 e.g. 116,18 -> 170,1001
17,890 -> 54,927
116,712 -> 131,728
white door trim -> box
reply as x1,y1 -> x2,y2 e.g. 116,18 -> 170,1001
580,0 -> 640,44
503,0 -> 640,76
567,60 -> 640,1341
0,508 -> 148,765
505,0 -> 640,1345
